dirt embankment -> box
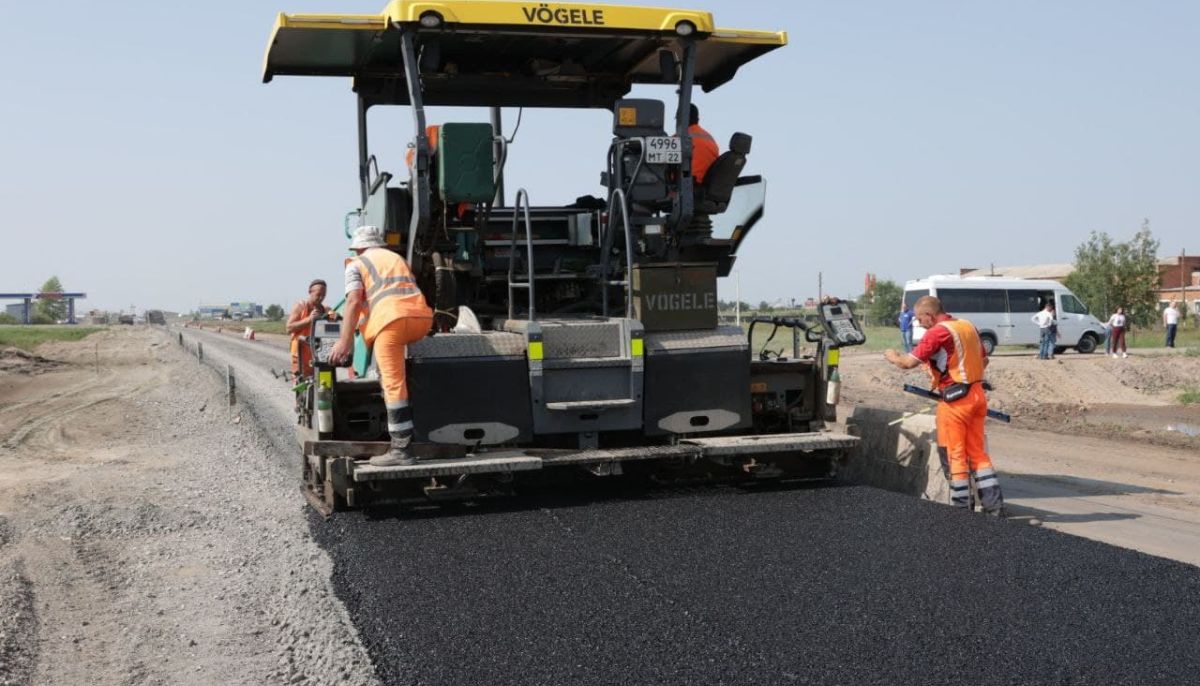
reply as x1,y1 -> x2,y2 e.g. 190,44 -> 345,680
0,327 -> 378,686
839,348 -> 1200,449
0,348 -> 63,376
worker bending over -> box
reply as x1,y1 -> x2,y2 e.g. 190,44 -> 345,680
328,226 -> 433,467
688,104 -> 719,184
883,295 -> 1004,515
286,279 -> 334,381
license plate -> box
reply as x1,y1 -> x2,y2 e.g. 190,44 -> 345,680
644,136 -> 681,164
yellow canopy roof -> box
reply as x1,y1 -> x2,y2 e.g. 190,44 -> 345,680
262,0 -> 787,108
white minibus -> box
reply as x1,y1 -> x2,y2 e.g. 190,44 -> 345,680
904,276 -> 1106,354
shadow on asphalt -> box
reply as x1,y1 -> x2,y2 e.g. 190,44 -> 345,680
1007,473 -> 1180,497
1005,504 -> 1141,525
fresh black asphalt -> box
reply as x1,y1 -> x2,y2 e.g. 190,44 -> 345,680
313,483 -> 1200,686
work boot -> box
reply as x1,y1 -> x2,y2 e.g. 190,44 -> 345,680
369,433 -> 417,467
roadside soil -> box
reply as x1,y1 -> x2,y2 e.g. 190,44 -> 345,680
0,327 -> 378,686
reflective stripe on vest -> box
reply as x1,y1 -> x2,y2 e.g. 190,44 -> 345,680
354,248 -> 432,344
936,319 -> 985,384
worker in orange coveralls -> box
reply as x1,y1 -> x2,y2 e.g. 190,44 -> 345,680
286,279 -> 334,381
688,104 -> 719,183
328,226 -> 433,467
883,295 -> 1004,515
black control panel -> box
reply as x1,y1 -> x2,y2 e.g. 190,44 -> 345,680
310,320 -> 343,366
819,301 -> 866,348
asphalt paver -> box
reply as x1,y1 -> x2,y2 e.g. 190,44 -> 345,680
313,483 -> 1200,685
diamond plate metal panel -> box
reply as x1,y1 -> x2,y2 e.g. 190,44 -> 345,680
541,321 -> 623,359
408,332 -> 527,359
644,326 -> 747,353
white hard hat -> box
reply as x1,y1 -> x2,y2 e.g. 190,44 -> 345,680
349,225 -> 386,250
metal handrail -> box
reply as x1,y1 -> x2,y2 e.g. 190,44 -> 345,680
601,188 -> 635,318
506,188 -> 536,321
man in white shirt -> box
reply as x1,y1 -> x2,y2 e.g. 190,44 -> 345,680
1163,301 -> 1180,348
1031,302 -> 1056,360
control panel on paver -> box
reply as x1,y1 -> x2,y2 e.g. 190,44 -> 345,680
311,321 -> 341,365
820,303 -> 866,348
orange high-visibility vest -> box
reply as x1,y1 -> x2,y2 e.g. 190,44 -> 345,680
689,124 -> 719,183
930,319 -> 986,387
289,299 -> 322,373
405,125 -> 441,169
353,248 -> 432,345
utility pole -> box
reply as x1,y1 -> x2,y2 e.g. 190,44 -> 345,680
1183,248 -> 1189,323
818,272 -> 823,303
735,270 -> 741,327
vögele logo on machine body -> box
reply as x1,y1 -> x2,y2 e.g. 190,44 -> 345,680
521,4 -> 607,26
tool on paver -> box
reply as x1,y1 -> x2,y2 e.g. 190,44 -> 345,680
902,384 -> 1011,423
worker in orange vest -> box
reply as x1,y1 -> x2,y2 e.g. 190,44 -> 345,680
883,295 -> 1004,514
328,226 -> 434,466
688,104 -> 719,184
285,279 -> 334,381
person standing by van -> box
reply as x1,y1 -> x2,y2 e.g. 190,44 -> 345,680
1163,301 -> 1180,348
1032,302 -> 1056,360
1108,307 -> 1128,358
898,302 -> 915,353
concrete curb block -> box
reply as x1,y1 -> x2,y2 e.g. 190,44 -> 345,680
843,406 -> 949,505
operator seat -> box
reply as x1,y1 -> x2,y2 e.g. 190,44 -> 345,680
695,132 -> 752,215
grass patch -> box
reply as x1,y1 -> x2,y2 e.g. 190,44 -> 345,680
1179,387 -> 1200,405
0,326 -> 104,351
742,322 -> 897,357
1126,326 -> 1200,349
248,320 -> 287,335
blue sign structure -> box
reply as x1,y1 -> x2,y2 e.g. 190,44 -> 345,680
0,292 -> 88,324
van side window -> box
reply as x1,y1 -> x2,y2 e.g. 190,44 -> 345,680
1007,289 -> 1041,313
903,290 -> 927,310
1061,294 -> 1089,315
938,288 -> 1006,313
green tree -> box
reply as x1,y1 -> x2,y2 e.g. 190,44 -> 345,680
1064,221 -> 1161,327
757,300 -> 772,312
34,276 -> 66,323
864,279 -> 904,326
0,313 -> 18,325
266,304 -> 285,321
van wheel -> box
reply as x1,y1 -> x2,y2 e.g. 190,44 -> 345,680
1075,334 -> 1098,354
1054,346 -> 1067,356
979,334 -> 997,356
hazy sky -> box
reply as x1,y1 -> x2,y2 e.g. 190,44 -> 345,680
1,1 -> 1196,313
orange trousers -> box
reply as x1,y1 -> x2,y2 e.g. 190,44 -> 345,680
935,383 -> 1003,511
372,316 -> 432,407
290,337 -> 312,380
